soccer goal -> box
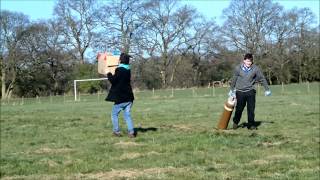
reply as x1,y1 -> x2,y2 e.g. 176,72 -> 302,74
73,78 -> 108,101
73,51 -> 120,101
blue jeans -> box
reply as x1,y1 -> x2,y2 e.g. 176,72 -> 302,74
111,102 -> 134,134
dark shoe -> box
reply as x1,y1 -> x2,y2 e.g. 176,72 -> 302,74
128,133 -> 136,138
113,132 -> 122,137
248,126 -> 257,130
233,123 -> 238,130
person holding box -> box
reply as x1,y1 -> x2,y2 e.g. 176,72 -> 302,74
229,53 -> 271,130
105,52 -> 135,138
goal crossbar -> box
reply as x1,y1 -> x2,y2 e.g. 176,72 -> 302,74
74,78 -> 108,101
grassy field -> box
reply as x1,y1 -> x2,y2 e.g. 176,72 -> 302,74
1,83 -> 319,179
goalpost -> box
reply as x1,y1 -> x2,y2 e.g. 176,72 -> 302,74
73,78 -> 108,101
73,51 -> 120,101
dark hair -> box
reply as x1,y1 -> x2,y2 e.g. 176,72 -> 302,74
119,53 -> 131,64
244,53 -> 253,61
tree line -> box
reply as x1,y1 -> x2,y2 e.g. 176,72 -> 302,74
1,0 -> 319,99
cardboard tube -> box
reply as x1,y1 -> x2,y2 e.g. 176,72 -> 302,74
217,97 -> 236,129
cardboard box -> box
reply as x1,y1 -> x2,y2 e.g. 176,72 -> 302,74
97,52 -> 120,75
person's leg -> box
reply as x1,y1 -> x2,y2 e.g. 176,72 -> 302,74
233,91 -> 246,126
111,103 -> 122,134
247,90 -> 256,128
122,102 -> 134,135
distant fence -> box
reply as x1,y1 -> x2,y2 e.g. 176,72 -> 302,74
1,82 -> 318,106
1,86 -> 223,106
209,80 -> 230,88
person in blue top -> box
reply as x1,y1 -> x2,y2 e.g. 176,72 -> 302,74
105,52 -> 135,138
228,53 -> 271,130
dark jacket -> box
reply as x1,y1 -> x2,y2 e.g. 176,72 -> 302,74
105,66 -> 134,104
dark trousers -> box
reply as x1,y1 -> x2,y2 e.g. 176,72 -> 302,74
233,89 -> 256,126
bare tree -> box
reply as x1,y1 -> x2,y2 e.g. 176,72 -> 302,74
17,21 -> 74,95
290,8 -> 316,83
267,10 -> 297,84
44,20 -> 75,94
221,0 -> 282,56
141,0 -> 197,87
0,10 -> 29,99
94,0 -> 145,54
186,17 -> 221,86
54,0 -> 99,64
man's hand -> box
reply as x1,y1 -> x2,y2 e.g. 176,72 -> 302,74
228,90 -> 236,98
264,90 -> 271,96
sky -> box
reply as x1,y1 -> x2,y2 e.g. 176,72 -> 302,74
1,0 -> 319,25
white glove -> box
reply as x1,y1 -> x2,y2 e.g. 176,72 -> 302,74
265,90 -> 272,96
228,90 -> 236,98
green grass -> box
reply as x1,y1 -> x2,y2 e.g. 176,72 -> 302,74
1,83 -> 319,179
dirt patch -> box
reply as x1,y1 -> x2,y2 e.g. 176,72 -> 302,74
160,124 -> 194,131
119,151 -> 161,160
146,151 -> 161,156
2,174 -> 59,180
76,167 -> 187,179
33,147 -> 73,154
290,102 -> 299,106
266,154 -> 296,160
258,141 -> 288,147
249,159 -> 269,165
38,159 -> 59,167
212,129 -> 239,134
248,154 -> 296,166
2,167 -> 187,180
114,141 -> 143,148
172,125 -> 192,131
119,152 -> 141,160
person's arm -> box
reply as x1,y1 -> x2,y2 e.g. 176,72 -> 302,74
107,68 -> 120,85
230,66 -> 239,91
256,67 -> 272,96
228,66 -> 239,97
256,67 -> 269,91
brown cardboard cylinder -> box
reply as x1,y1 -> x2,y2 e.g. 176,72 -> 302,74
217,99 -> 235,129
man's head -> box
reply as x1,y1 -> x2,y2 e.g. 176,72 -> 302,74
243,53 -> 253,67
119,53 -> 132,64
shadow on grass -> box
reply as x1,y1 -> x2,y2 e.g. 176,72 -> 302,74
134,127 -> 158,136
239,120 -> 275,129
